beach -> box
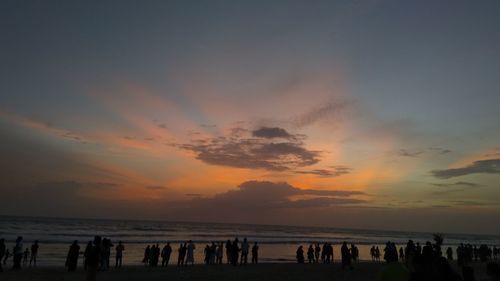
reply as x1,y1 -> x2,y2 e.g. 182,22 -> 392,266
0,262 -> 490,281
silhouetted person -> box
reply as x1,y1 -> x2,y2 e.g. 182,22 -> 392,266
225,240 -> 232,264
296,245 -> 304,264
115,241 -> 124,268
422,241 -> 434,263
12,236 -> 23,270
30,240 -> 39,266
251,242 -> 259,264
307,245 -> 315,263
0,239 -> 5,272
241,238 -> 249,265
399,247 -> 405,261
3,249 -> 10,265
405,240 -> 416,267
231,238 -> 239,266
66,240 -> 80,272
177,243 -> 186,266
446,247 -> 453,261
186,240 -> 195,265
204,244 -> 211,265
314,243 -> 321,263
341,242 -> 352,270
351,243 -> 359,263
151,244 -> 160,267
143,245 -> 150,265
84,241 -> 92,271
375,246 -> 381,262
161,243 -> 172,266
86,236 -> 101,281
384,241 -> 398,263
100,238 -> 112,271
216,242 -> 223,264
22,248 -> 29,266
210,242 -> 216,264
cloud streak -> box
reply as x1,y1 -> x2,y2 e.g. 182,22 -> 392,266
295,166 -> 352,177
432,158 -> 500,179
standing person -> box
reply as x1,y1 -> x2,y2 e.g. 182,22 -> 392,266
225,240 -> 232,264
314,243 -> 321,263
83,241 -> 92,271
446,247 -> 453,261
216,242 -> 223,264
3,249 -> 10,266
251,242 -> 259,264
101,238 -> 112,271
399,246 -> 405,262
142,245 -> 150,266
209,242 -> 217,264
161,243 -> 172,266
351,244 -> 359,263
115,241 -> 124,268
86,236 -> 101,281
296,245 -> 305,264
0,239 -> 5,272
341,242 -> 352,270
307,245 -> 315,263
231,238 -> 240,266
30,240 -> 39,267
204,245 -> 211,265
12,236 -> 23,270
66,240 -> 80,272
240,238 -> 249,265
154,244 -> 161,266
186,240 -> 195,265
177,243 -> 186,266
23,248 -> 29,266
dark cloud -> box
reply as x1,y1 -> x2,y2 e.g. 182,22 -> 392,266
431,158 -> 500,179
432,181 -> 481,188
178,127 -> 321,171
398,149 -> 424,157
180,181 -> 365,210
252,127 -> 294,139
295,166 -> 352,177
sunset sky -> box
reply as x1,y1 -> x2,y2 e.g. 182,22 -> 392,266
1,0 -> 500,234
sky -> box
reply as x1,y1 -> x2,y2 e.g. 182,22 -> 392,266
1,0 -> 500,234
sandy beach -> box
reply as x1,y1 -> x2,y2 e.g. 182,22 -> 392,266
0,262 -> 489,281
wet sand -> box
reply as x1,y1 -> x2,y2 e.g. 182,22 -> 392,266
0,262 -> 488,281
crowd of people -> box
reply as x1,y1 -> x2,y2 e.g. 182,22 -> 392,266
0,237 -> 39,272
140,237 -> 260,267
296,242 -> 359,267
1,234 -> 500,281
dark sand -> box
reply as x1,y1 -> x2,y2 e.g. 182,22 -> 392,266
0,262 -> 489,281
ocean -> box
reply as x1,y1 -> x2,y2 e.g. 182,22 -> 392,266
1,216 -> 499,267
